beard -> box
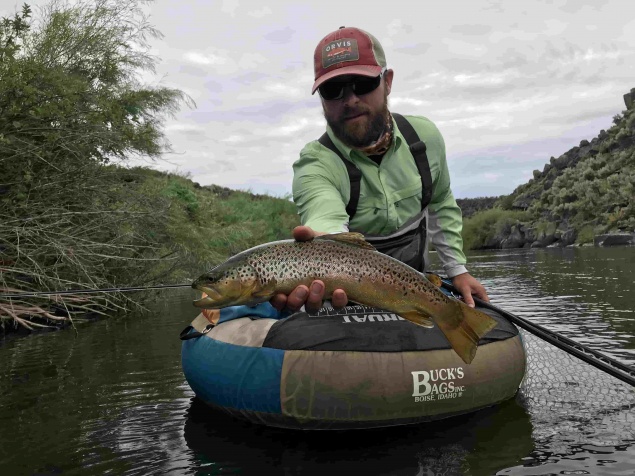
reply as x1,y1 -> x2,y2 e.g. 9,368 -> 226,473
324,93 -> 389,149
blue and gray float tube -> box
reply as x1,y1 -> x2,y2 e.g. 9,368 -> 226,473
181,290 -> 526,430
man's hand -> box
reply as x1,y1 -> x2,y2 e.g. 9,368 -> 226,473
451,273 -> 489,308
269,226 -> 348,313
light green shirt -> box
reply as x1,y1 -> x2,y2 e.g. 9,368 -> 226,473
292,114 -> 468,277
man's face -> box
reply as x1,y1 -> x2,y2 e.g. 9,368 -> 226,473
321,69 -> 394,148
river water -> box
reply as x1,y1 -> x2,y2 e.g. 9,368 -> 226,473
0,247 -> 634,475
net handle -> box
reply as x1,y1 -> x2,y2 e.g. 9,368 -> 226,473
441,280 -> 635,387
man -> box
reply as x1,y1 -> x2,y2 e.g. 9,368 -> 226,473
271,26 -> 488,313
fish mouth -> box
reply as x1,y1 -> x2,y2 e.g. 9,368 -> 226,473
193,295 -> 218,308
192,283 -> 224,308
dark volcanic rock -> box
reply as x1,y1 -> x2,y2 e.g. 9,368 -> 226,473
594,234 -> 635,247
501,224 -> 525,249
560,229 -> 577,247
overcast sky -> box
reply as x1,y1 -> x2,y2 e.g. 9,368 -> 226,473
6,0 -> 635,198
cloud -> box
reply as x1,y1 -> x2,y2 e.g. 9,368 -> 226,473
386,19 -> 413,36
558,0 -> 611,14
452,71 -> 518,86
221,0 -> 239,16
248,6 -> 272,18
220,135 -> 245,143
264,27 -> 296,44
437,115 -> 511,131
165,124 -> 205,133
393,42 -> 431,55
266,116 -> 324,137
237,81 -> 305,100
441,38 -> 489,58
232,72 -> 271,84
390,97 -> 429,107
184,52 -> 228,66
182,50 -> 268,76
106,0 -> 635,200
449,24 -> 493,36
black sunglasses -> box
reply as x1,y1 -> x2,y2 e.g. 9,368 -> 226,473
318,70 -> 385,101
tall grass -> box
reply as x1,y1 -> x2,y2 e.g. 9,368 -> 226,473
0,166 -> 300,330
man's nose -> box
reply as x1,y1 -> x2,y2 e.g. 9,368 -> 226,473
341,85 -> 360,105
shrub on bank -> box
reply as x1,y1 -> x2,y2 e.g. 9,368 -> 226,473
461,209 -> 529,250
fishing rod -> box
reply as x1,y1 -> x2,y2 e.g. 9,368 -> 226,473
0,283 -> 192,299
441,280 -> 635,388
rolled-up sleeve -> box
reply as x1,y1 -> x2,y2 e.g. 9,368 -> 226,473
292,149 -> 350,233
425,127 -> 468,277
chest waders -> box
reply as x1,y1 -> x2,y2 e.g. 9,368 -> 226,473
318,113 -> 433,272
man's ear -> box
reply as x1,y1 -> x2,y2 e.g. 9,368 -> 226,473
384,69 -> 394,95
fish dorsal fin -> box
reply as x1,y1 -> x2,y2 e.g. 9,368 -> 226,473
315,232 -> 376,250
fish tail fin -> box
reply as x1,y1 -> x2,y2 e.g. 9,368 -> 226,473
434,302 -> 498,364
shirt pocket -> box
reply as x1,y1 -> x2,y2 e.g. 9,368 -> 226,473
391,180 -> 422,214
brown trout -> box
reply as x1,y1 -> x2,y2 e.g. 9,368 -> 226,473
192,233 -> 497,364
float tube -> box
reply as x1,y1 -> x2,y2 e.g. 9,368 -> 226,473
181,285 -> 526,430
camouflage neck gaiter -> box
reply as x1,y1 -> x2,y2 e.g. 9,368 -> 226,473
356,111 -> 394,157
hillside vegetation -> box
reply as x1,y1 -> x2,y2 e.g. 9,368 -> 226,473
462,88 -> 635,249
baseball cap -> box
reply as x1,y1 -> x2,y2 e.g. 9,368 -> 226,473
312,26 -> 387,94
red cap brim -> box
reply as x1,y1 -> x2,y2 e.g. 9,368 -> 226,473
311,65 -> 383,94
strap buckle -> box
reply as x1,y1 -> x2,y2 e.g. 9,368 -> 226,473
179,323 -> 215,340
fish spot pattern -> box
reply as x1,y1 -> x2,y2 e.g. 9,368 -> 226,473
231,240 -> 448,307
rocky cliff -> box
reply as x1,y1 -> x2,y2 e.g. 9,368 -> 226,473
461,87 -> 635,249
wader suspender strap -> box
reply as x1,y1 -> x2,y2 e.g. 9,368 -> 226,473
392,113 -> 433,211
317,113 -> 433,220
317,133 -> 361,219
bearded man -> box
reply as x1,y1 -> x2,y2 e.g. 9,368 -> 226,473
270,26 -> 489,313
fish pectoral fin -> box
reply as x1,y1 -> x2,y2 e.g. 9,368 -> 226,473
315,232 -> 376,250
425,273 -> 443,288
250,277 -> 278,298
399,310 -> 434,328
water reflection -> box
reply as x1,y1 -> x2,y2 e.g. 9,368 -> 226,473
183,396 -> 533,476
450,247 -> 635,363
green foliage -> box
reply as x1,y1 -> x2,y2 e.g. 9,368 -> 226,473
0,4 -> 31,62
135,170 -> 299,279
164,180 -> 200,216
576,225 -> 596,245
204,193 -> 298,258
529,143 -> 635,232
535,221 -> 557,237
462,208 -> 528,250
498,194 -> 515,211
0,1 -> 194,328
0,1 -> 299,331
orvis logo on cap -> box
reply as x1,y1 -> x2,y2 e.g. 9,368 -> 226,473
322,39 -> 359,68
